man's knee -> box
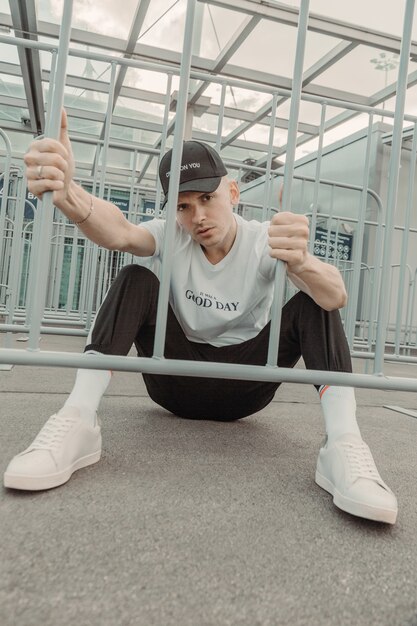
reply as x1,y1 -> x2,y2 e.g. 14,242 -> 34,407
291,290 -> 320,311
289,290 -> 341,320
115,264 -> 158,289
117,263 -> 154,280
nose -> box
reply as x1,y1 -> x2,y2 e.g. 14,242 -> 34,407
191,204 -> 206,224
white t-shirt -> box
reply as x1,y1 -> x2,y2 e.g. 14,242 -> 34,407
141,214 -> 277,347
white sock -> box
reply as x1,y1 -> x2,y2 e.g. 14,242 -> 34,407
60,352 -> 112,425
318,385 -> 361,444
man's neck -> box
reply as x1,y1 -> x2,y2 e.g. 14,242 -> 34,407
201,246 -> 228,265
201,218 -> 237,265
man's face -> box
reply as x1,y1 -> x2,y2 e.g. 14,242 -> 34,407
175,177 -> 240,253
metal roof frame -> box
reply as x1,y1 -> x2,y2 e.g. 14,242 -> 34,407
0,1 -> 416,182
7,0 -> 45,135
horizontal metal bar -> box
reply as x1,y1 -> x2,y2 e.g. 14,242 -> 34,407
2,301 -> 417,361
1,349 -> 417,392
1,33 -> 417,124
0,325 -> 87,335
0,68 -> 317,136
351,350 -> 417,363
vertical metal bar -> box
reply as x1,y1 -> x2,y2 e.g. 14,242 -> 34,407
324,185 -> 335,263
262,93 -> 279,222
0,131 -> 12,274
97,63 -> 116,198
45,49 -> 58,137
95,180 -> 111,306
394,121 -> 417,353
96,62 -> 117,306
78,236 -> 90,321
374,0 -> 415,373
344,113 -> 374,348
184,1 -> 204,140
267,0 -> 310,366
21,215 -> 35,321
84,62 -> 117,325
237,166 -> 243,189
51,213 -> 66,310
66,232 -> 79,312
25,191 -> 42,322
308,103 -> 326,254
216,82 -> 227,152
404,264 -> 415,349
155,72 -> 173,217
411,270 -> 417,347
27,0 -> 74,350
48,228 -> 59,311
333,217 -> 341,266
96,248 -> 107,310
11,179 -> 27,314
367,195 -> 384,352
299,178 -> 305,217
9,179 -> 26,301
412,271 -> 417,348
124,150 -> 138,266
2,175 -> 26,350
358,264 -> 370,341
84,173 -> 100,329
153,0 -> 197,358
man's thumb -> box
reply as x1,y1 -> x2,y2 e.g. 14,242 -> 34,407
59,108 -> 70,145
61,108 -> 68,130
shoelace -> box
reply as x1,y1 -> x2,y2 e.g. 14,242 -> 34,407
340,440 -> 382,483
30,414 -> 77,452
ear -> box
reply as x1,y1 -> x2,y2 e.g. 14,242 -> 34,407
229,179 -> 240,205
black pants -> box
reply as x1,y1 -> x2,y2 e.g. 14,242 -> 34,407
86,265 -> 352,421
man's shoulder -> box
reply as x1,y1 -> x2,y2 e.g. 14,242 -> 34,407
140,217 -> 165,228
141,217 -> 183,237
235,214 -> 274,275
236,214 -> 269,235
139,218 -> 190,257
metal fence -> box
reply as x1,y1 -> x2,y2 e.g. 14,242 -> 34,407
1,0 -> 417,393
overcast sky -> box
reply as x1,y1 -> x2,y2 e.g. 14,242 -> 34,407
35,0 -> 417,44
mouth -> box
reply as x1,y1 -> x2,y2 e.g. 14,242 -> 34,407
196,226 -> 213,237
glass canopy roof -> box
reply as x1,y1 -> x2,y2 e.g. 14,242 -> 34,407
0,0 -> 417,187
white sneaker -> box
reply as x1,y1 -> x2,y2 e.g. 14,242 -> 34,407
4,407 -> 101,491
315,433 -> 398,524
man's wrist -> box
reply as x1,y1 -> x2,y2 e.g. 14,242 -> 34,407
287,253 -> 312,277
73,196 -> 94,226
59,182 -> 92,223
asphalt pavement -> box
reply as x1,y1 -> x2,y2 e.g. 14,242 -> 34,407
1,333 -> 417,626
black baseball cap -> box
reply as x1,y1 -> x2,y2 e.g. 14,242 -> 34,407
159,140 -> 228,207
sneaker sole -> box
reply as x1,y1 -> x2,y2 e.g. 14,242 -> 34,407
315,470 -> 398,525
4,449 -> 101,491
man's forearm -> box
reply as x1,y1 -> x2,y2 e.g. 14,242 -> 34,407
58,182 -> 132,251
287,254 -> 347,311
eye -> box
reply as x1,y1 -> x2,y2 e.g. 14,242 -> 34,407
177,204 -> 187,212
202,194 -> 213,202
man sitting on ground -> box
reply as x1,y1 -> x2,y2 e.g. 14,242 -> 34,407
4,111 -> 398,525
